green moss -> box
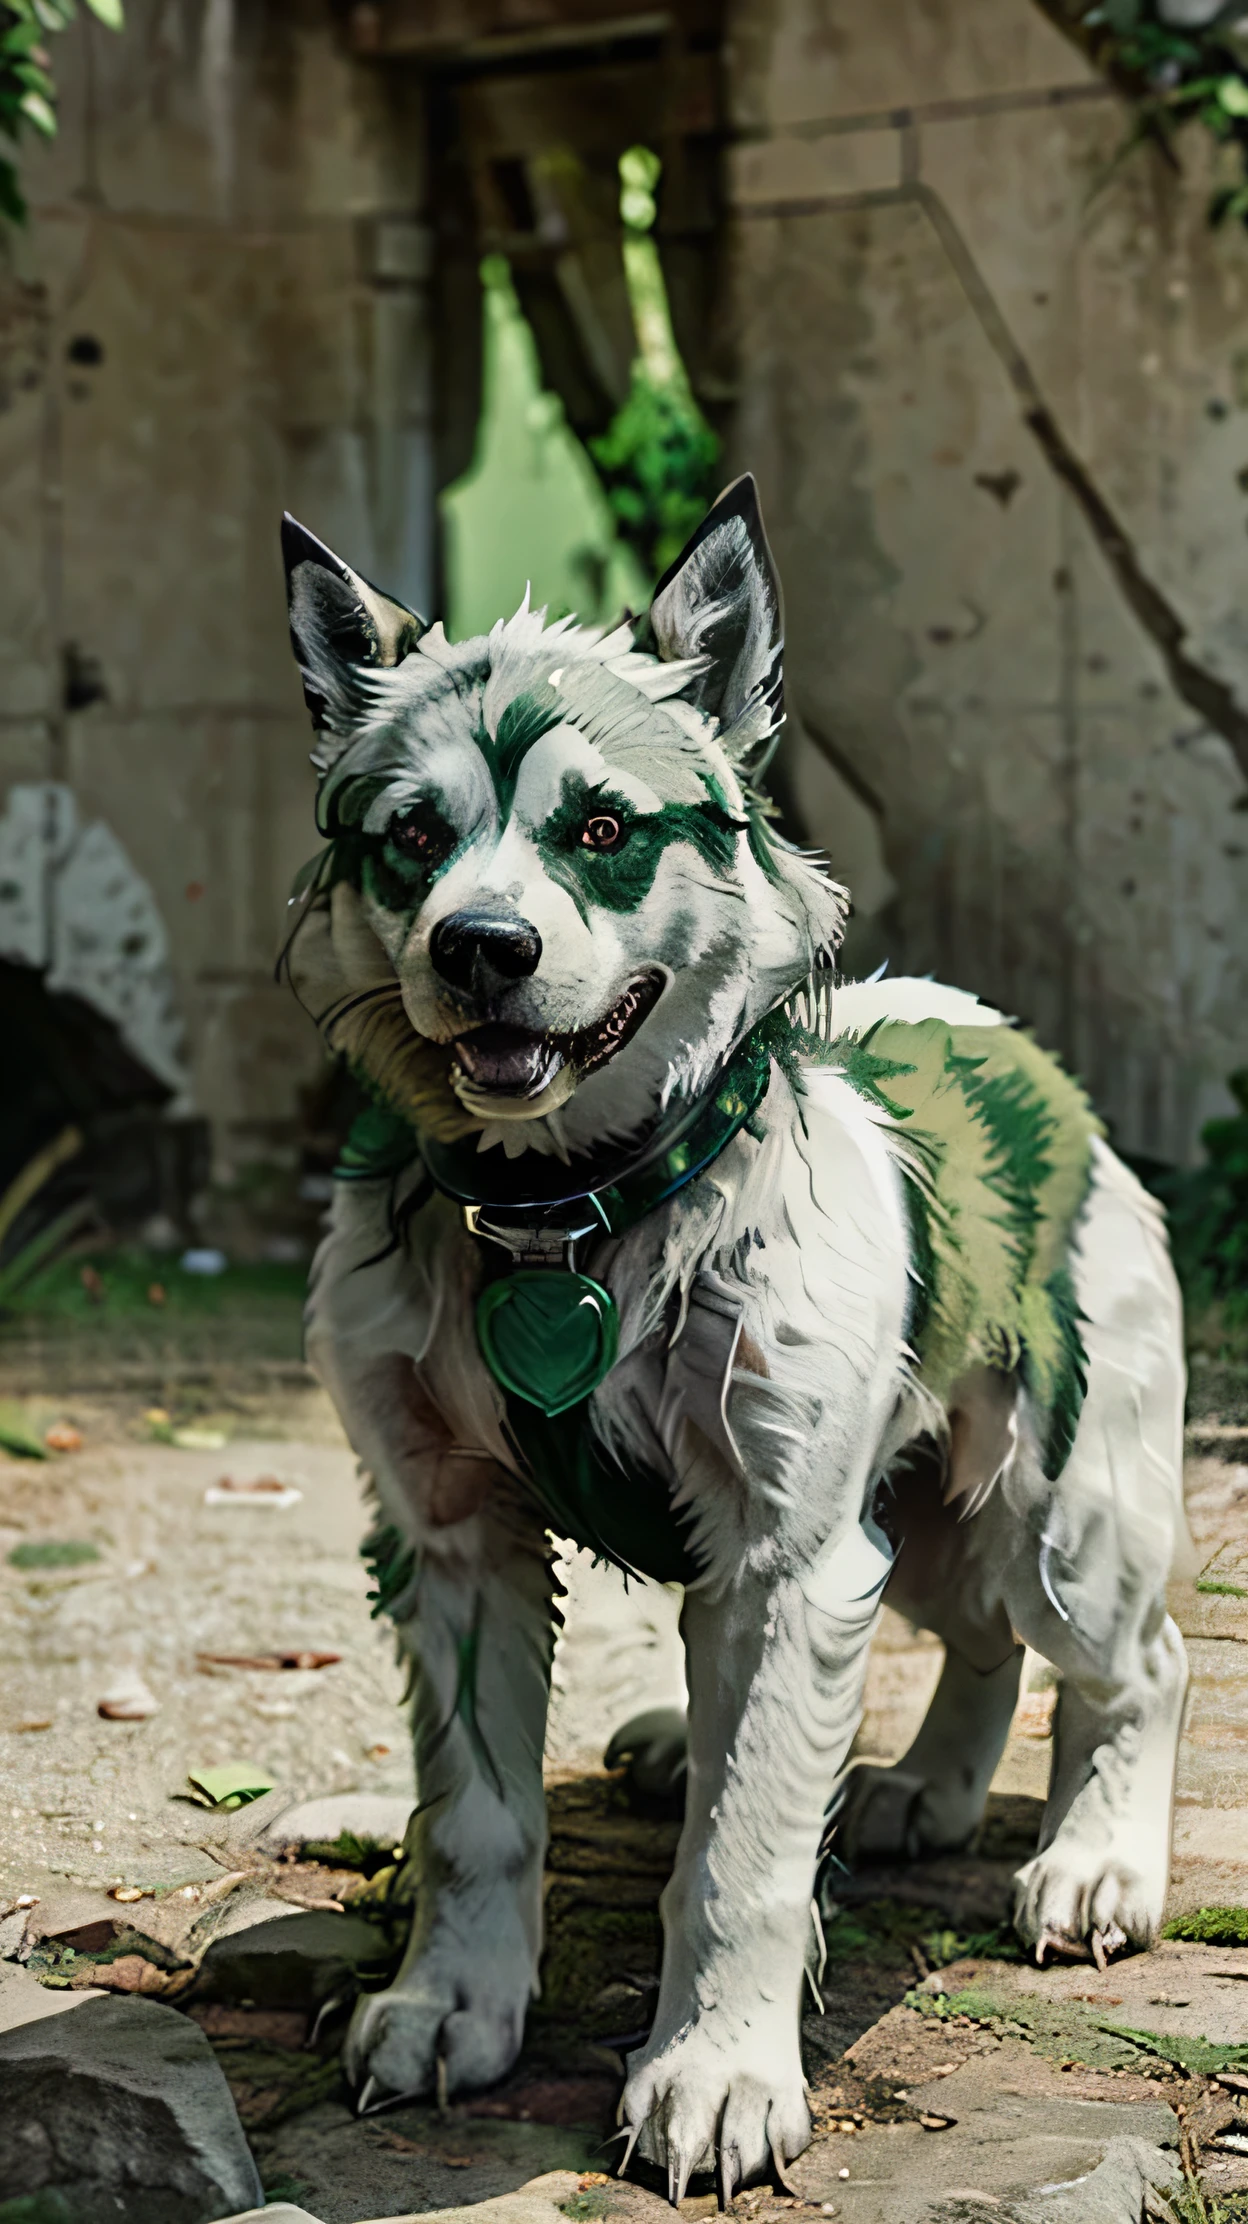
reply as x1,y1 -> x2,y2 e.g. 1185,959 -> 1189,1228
1164,1906 -> 1248,1945
7,1538 -> 98,1569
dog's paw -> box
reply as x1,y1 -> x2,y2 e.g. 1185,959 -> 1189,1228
826,1761 -> 979,1866
621,2019 -> 810,2203
1013,1842 -> 1163,1972
604,1706 -> 687,1816
344,1960 -> 527,2110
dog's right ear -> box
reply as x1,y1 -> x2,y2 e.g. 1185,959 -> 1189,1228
282,515 -> 425,737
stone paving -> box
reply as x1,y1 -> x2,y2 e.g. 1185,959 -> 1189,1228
0,1377 -> 1244,2221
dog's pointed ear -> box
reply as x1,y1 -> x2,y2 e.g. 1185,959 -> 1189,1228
646,474 -> 784,780
282,514 -> 425,737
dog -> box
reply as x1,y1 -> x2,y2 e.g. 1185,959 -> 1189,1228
278,477 -> 1188,2198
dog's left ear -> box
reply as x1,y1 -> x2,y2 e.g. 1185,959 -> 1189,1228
282,514 -> 424,738
646,474 -> 784,780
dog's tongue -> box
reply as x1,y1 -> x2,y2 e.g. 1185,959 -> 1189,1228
454,1025 -> 563,1099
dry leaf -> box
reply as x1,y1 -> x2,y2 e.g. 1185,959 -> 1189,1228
147,1283 -> 167,1307
44,1424 -> 83,1453
918,2112 -> 956,2132
196,1648 -> 341,1673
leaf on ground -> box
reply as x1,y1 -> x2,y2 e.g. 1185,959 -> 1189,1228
0,1403 -> 49,1459
8,1539 -> 99,1568
186,1763 -> 276,1810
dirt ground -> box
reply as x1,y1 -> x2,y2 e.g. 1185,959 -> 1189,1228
0,1314 -> 1245,2223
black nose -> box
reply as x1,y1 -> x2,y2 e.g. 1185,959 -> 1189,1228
429,910 -> 542,991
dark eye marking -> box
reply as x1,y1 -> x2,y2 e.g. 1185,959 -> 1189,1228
580,810 -> 628,853
387,799 -> 456,872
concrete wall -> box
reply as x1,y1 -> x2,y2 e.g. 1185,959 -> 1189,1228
725,0 -> 1248,1160
5,0 -> 1246,1170
0,0 -> 431,1167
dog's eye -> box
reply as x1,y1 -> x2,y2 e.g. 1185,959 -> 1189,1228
389,803 -> 453,868
581,811 -> 626,852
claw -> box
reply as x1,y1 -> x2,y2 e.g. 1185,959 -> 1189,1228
1091,1927 -> 1108,1975
674,2154 -> 692,2207
1035,1928 -> 1093,1969
719,2142 -> 739,2213
617,2121 -> 641,2180
307,1988 -> 349,2048
770,2137 -> 798,2197
355,2072 -> 423,2117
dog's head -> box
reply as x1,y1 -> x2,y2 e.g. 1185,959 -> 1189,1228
282,477 -> 846,1156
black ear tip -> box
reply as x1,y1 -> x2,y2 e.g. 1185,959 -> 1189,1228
280,512 -> 349,588
708,472 -> 765,532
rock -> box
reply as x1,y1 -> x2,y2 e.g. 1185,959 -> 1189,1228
929,2137 -> 1180,2222
212,2171 -> 585,2224
0,1990 -> 263,2222
193,1909 -> 392,2008
255,1793 -> 414,1856
212,2211 -> 326,2224
358,2170 -> 586,2224
1011,2136 -> 1179,2222
795,2033 -> 1178,2224
0,1959 -> 102,2033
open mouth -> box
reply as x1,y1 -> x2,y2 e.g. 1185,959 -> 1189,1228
452,972 -> 663,1101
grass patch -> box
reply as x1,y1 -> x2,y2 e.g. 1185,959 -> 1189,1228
1164,1907 -> 1248,1946
7,1539 -> 99,1569
822,1899 -> 1022,1969
7,1247 -> 307,1324
1196,1579 -> 1248,1599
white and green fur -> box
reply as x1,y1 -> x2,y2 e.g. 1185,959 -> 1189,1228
280,482 -> 1188,2197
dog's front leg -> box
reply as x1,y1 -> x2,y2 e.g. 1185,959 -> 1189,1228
622,1556 -> 878,2199
345,1501 -> 556,2110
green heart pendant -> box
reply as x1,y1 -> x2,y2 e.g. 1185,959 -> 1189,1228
476,1271 -> 619,1417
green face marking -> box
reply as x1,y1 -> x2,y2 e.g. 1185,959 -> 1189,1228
480,691 -> 565,814
537,771 -> 742,914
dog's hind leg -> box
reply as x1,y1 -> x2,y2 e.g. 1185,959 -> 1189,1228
829,1637 -> 1023,1863
1006,1143 -> 1189,1963
829,1433 -> 1026,1864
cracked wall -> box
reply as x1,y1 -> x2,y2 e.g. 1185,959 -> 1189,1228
0,0 -> 432,1164
725,0 -> 1248,1161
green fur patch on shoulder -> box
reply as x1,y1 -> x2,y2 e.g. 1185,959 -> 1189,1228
820,1013 -> 1100,1480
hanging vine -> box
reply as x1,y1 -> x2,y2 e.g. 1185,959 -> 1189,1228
1036,3 -> 1248,223
1,0 -> 124,227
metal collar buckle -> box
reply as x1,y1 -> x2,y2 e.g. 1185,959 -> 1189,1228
462,1198 -> 609,1272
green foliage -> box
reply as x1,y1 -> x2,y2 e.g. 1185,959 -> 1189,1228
0,0 -> 123,226
588,145 -> 720,582
1079,3 -> 1248,227
1163,1904 -> 1248,1944
591,374 -> 721,581
1152,1072 -> 1248,1330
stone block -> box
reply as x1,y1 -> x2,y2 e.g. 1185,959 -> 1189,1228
0,1991 -> 263,2222
193,1909 -> 392,2009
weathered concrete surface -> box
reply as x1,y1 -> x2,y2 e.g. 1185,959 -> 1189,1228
0,1988 -> 264,2221
726,0 -> 1248,1159
0,1383 -> 1243,2222
0,0 -> 432,1166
